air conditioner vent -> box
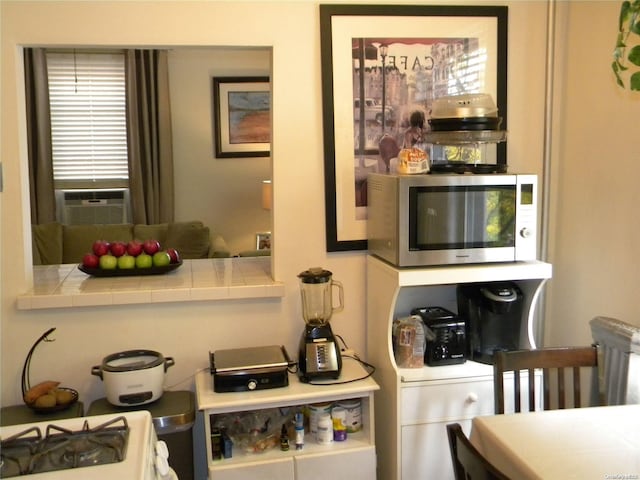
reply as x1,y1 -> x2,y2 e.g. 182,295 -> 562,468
55,189 -> 130,225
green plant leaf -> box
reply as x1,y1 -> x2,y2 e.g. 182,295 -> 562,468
616,59 -> 629,71
628,45 -> 640,65
612,61 -> 626,87
630,71 -> 640,90
620,1 -> 631,31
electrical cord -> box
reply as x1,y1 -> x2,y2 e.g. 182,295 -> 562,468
167,336 -> 376,389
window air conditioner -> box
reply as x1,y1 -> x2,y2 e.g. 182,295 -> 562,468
55,189 -> 130,225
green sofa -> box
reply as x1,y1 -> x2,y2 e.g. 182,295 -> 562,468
31,221 -> 230,265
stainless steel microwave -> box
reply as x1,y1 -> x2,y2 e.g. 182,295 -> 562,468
367,173 -> 538,267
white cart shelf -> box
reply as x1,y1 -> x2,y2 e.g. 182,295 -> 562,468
366,255 -> 552,480
195,358 -> 379,480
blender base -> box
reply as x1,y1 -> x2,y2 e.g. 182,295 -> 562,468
298,324 -> 342,382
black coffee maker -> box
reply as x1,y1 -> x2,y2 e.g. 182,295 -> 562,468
457,282 -> 524,364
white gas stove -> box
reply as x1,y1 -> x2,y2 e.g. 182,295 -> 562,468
0,411 -> 177,479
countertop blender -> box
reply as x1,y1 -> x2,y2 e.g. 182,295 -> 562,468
297,268 -> 344,382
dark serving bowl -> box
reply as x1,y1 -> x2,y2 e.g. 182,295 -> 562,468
78,260 -> 182,277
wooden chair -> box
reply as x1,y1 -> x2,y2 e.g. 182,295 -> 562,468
493,345 -> 600,414
446,423 -> 510,480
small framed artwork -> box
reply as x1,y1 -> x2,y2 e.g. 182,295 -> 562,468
213,76 -> 271,158
256,232 -> 272,250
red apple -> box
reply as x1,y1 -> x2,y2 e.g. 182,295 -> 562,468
166,248 -> 181,264
82,253 -> 100,268
143,239 -> 161,255
92,240 -> 111,257
109,241 -> 127,257
126,240 -> 144,257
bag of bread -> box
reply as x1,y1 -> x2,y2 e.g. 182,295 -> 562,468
393,315 -> 425,368
397,147 -> 429,174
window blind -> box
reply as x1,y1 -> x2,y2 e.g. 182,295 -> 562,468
46,51 -> 128,186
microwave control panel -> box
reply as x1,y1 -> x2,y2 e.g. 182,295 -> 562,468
514,174 -> 537,261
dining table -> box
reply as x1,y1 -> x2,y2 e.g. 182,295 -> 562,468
470,404 -> 640,479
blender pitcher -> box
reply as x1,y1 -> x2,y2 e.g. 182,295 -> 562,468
298,268 -> 344,326
297,268 -> 344,381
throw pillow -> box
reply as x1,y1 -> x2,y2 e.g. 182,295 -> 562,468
165,221 -> 210,259
32,222 -> 63,265
62,224 -> 134,263
133,223 -> 169,247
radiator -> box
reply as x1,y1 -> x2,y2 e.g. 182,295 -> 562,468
590,316 -> 640,405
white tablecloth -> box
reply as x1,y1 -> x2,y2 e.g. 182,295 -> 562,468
470,405 -> 640,479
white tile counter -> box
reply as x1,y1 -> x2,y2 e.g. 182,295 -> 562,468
17,257 -> 285,310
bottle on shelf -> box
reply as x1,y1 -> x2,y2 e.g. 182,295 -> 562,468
316,413 -> 333,444
331,406 -> 347,441
280,423 -> 290,451
295,412 -> 305,450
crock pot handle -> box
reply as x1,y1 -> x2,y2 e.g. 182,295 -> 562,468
90,365 -> 103,379
164,357 -> 175,371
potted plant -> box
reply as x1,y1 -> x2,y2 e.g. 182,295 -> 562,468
613,0 -> 640,90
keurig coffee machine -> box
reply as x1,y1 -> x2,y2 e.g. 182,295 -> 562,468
457,282 -> 524,364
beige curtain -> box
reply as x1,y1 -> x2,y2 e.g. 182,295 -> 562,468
125,50 -> 174,224
24,48 -> 56,224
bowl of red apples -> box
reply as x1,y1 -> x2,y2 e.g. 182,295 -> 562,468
78,239 -> 182,276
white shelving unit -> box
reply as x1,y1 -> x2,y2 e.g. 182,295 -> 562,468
366,255 -> 552,480
195,358 -> 379,480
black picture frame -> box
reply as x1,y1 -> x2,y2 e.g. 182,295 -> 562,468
320,4 -> 508,251
212,76 -> 271,158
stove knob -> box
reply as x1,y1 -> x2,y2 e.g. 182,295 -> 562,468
156,440 -> 169,459
156,455 -> 171,476
155,440 -> 170,476
247,379 -> 258,390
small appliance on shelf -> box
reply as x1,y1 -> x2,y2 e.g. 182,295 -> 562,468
209,345 -> 292,393
457,282 -> 525,364
425,93 -> 507,174
297,267 -> 343,382
411,306 -> 467,366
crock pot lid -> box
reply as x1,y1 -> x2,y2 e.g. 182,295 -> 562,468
103,349 -> 164,371
298,267 -> 332,283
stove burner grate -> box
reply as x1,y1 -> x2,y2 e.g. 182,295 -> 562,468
0,416 -> 129,477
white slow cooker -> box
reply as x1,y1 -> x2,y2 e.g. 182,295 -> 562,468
91,349 -> 175,406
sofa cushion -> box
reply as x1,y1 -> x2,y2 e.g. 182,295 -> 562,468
165,221 -> 210,259
62,224 -> 134,263
133,223 -> 169,246
32,222 -> 63,265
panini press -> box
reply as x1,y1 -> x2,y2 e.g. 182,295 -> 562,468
209,345 -> 293,393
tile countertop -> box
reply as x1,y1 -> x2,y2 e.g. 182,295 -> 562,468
17,257 -> 285,310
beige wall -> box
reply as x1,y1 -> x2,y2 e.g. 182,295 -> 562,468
2,0 -> 560,413
544,1 -> 640,345
169,47 -> 272,255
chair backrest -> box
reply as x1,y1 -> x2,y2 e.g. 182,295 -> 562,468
446,423 -> 510,480
493,346 -> 599,414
